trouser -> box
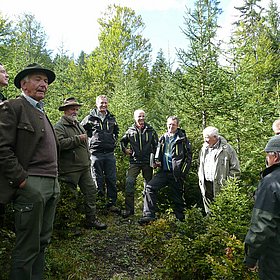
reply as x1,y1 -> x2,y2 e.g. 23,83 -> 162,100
202,179 -> 214,214
59,168 -> 97,220
90,152 -> 117,206
143,171 -> 185,220
10,176 -> 60,280
0,202 -> 5,227
125,163 -> 153,213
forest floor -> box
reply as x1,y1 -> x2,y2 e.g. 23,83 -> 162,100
46,208 -> 158,280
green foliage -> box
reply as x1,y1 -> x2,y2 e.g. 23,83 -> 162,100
0,228 -> 14,280
139,180 -> 258,279
209,178 -> 254,240
45,238 -> 97,280
53,181 -> 84,239
1,1 -> 280,278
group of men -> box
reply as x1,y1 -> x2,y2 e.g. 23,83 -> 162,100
1,63 -> 280,279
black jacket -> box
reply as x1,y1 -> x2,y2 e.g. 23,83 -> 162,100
156,128 -> 192,181
81,108 -> 119,154
245,163 -> 280,279
120,123 -> 158,164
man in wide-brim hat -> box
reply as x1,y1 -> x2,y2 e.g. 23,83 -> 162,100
0,63 -> 60,279
58,97 -> 83,111
14,63 -> 55,89
54,97 -> 107,230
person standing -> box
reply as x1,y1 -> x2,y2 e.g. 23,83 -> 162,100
0,62 -> 8,101
0,63 -> 60,279
81,95 -> 120,213
244,135 -> 280,279
120,109 -> 158,218
198,126 -> 240,214
0,62 -> 9,227
138,116 -> 192,225
54,97 -> 107,230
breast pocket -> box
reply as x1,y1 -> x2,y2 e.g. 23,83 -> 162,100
17,122 -> 35,133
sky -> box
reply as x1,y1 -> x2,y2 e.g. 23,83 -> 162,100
1,0 -> 272,64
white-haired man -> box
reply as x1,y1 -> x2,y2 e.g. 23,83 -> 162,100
198,126 -> 240,214
120,109 -> 158,218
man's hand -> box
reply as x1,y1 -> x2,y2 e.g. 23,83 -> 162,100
153,160 -> 161,168
125,148 -> 132,156
79,134 -> 87,142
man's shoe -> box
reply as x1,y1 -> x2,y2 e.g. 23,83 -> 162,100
138,216 -> 155,225
85,219 -> 107,230
121,210 -> 134,218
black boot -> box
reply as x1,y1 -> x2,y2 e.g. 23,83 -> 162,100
122,193 -> 134,218
85,217 -> 107,230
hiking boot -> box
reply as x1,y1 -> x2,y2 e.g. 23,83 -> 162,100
121,210 -> 134,219
85,219 -> 107,230
107,205 -> 121,214
138,216 -> 155,225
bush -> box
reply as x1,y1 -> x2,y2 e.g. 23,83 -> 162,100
139,180 -> 259,279
53,181 -> 84,238
209,178 -> 255,240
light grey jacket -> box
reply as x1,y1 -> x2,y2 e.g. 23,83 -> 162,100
198,136 -> 240,211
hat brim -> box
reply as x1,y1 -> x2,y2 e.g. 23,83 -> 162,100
59,103 -> 83,111
14,68 -> 56,89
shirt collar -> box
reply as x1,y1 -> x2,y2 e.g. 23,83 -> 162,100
21,92 -> 44,112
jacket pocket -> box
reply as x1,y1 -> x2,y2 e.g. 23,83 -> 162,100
17,122 -> 35,133
13,203 -> 33,230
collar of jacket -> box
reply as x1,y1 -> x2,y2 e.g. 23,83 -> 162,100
261,162 -> 280,178
90,108 -> 114,119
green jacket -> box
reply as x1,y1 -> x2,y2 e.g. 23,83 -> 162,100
54,116 -> 90,175
244,163 -> 280,280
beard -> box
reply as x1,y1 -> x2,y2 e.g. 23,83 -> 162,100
65,115 -> 78,122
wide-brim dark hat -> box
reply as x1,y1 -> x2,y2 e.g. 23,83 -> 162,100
14,63 -> 56,89
59,97 -> 83,111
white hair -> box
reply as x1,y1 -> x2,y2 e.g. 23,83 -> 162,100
134,109 -> 145,120
272,119 -> 280,134
96,95 -> 108,104
203,126 -> 219,137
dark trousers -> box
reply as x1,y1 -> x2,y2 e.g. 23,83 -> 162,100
10,176 -> 60,280
0,203 -> 5,227
90,152 -> 117,206
125,163 -> 153,213
143,171 -> 185,220
125,163 -> 153,193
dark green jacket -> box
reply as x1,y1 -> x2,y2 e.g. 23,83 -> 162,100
120,123 -> 158,164
54,116 -> 90,175
156,128 -> 192,181
245,163 -> 280,280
